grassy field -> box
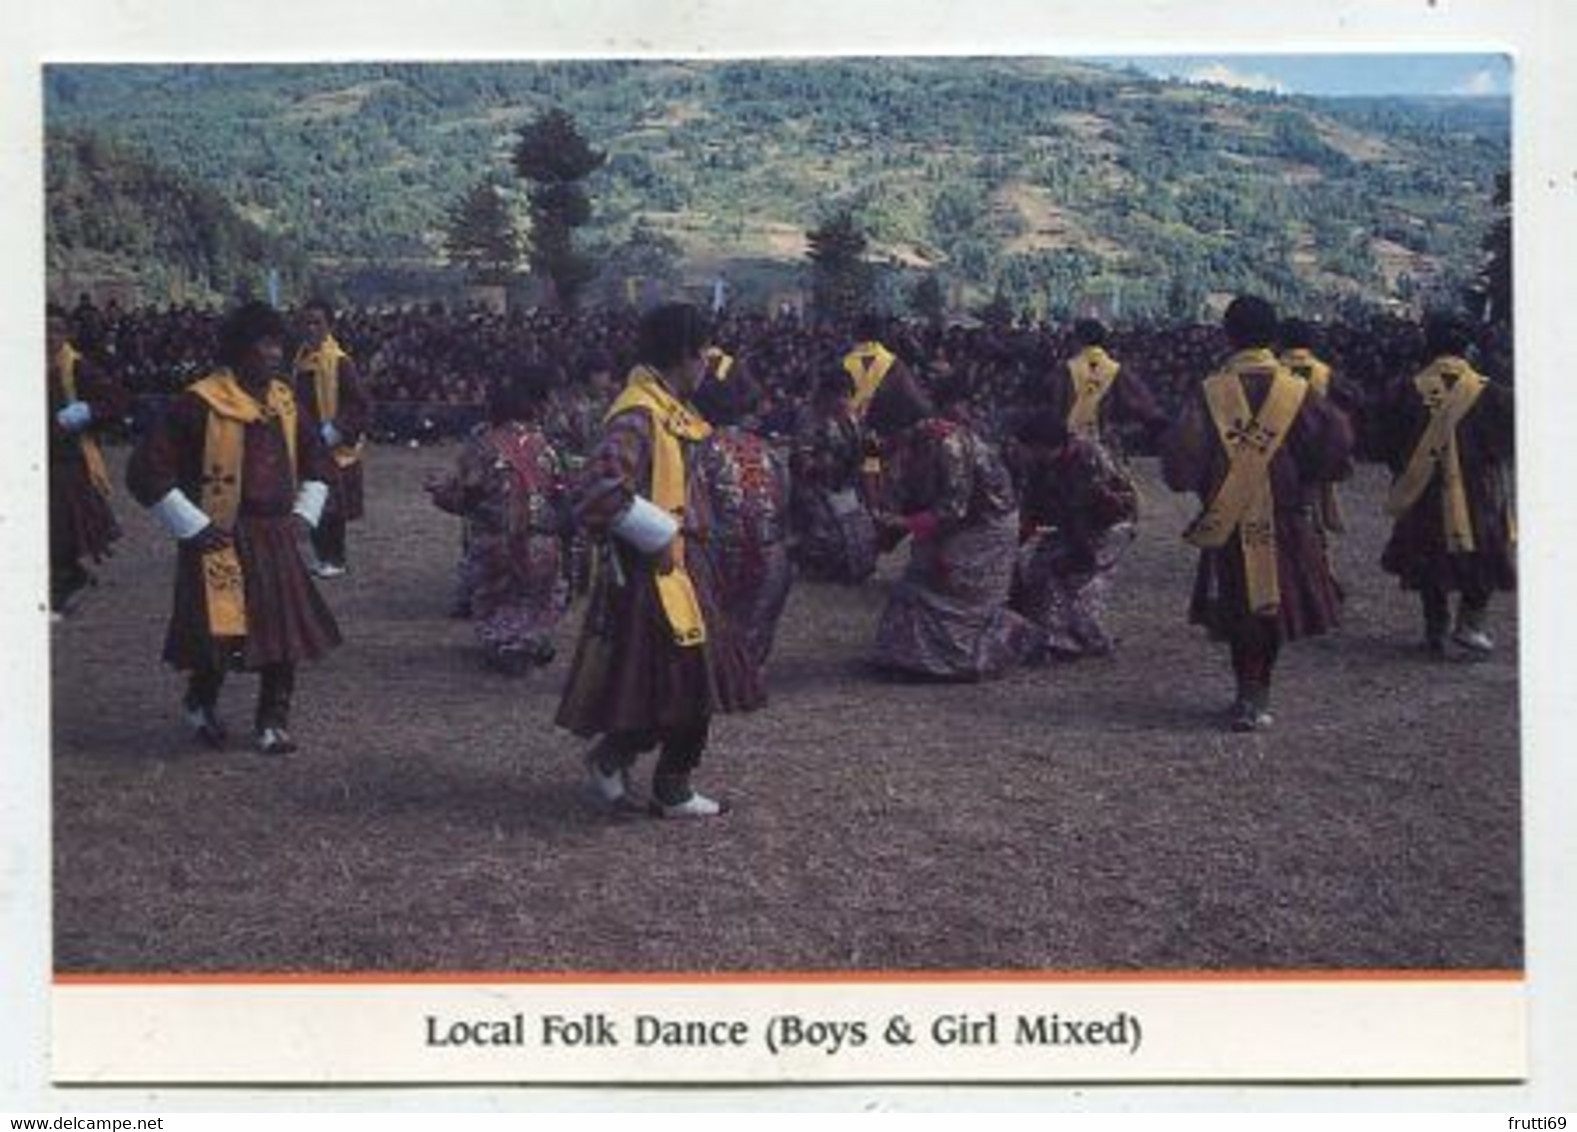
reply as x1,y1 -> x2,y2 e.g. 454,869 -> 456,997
51,448 -> 1521,974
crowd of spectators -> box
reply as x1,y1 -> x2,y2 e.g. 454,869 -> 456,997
57,292 -> 1514,461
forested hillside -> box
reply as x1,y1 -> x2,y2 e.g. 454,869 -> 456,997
43,59 -> 1509,316
45,130 -> 308,303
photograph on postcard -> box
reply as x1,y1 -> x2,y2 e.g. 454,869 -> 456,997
41,55 -> 1523,1083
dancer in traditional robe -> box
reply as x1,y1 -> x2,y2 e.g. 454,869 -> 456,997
1009,410 -> 1138,658
556,304 -> 763,818
427,367 -> 569,675
293,300 -> 371,578
127,302 -> 340,755
789,370 -> 879,583
691,363 -> 793,676
866,369 -> 1038,680
1161,296 -> 1353,732
47,304 -> 124,617
1378,313 -> 1515,657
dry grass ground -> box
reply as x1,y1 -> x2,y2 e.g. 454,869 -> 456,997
51,448 -> 1521,974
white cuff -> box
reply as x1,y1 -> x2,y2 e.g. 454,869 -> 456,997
321,421 -> 343,448
150,489 -> 212,541
293,480 -> 329,528
610,495 -> 679,554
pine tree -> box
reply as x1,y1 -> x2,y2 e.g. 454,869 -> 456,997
806,209 -> 873,328
443,180 -> 521,285
512,108 -> 606,311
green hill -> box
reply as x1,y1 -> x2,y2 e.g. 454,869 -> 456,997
43,59 -> 1509,317
46,128 -> 309,305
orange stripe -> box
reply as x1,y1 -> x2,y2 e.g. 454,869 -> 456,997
53,968 -> 1525,987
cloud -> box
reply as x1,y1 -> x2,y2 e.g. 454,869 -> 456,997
1183,62 -> 1289,94
1451,69 -> 1502,96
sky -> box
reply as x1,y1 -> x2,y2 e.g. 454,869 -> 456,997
1093,53 -> 1512,97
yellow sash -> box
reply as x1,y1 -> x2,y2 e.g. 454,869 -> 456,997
1280,348 -> 1332,399
189,371 -> 300,637
1065,346 -> 1120,439
1385,357 -> 1487,553
1280,349 -> 1344,533
845,342 -> 895,475
604,366 -> 712,648
295,334 -> 364,469
705,347 -> 735,382
56,343 -> 114,499
845,341 -> 896,418
1185,350 -> 1309,616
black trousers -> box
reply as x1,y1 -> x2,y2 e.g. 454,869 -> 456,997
591,720 -> 711,805
310,508 -> 348,567
1229,619 -> 1282,697
187,662 -> 296,731
1421,581 -> 1491,640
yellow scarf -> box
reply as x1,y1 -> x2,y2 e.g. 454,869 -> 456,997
1185,350 -> 1309,616
188,371 -> 300,637
1280,348 -> 1332,399
1280,348 -> 1343,533
1065,346 -> 1121,439
845,341 -> 896,418
705,347 -> 735,382
56,343 -> 114,499
294,334 -> 363,469
1385,356 -> 1488,553
604,366 -> 712,648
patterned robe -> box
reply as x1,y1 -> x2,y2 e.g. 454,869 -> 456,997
788,407 -> 878,583
430,422 -> 569,666
1010,436 -> 1139,657
696,426 -> 793,673
873,418 -> 1038,679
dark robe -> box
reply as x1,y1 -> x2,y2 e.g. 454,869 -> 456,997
48,350 -> 125,567
1160,366 -> 1354,642
126,385 -> 341,672
1378,363 -> 1515,595
555,409 -> 764,738
294,348 -> 372,522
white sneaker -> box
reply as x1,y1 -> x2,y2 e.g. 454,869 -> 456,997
585,750 -> 629,806
255,726 -> 298,756
1452,626 -> 1495,655
312,562 -> 347,579
649,791 -> 727,819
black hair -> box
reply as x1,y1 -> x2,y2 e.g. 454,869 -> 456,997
1073,318 -> 1108,348
303,297 -> 337,325
1278,318 -> 1318,352
853,312 -> 884,342
636,302 -> 711,370
690,368 -> 759,428
814,369 -> 857,401
1222,294 -> 1278,350
488,364 -> 558,425
1422,310 -> 1472,358
217,301 -> 287,369
865,370 -> 932,437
